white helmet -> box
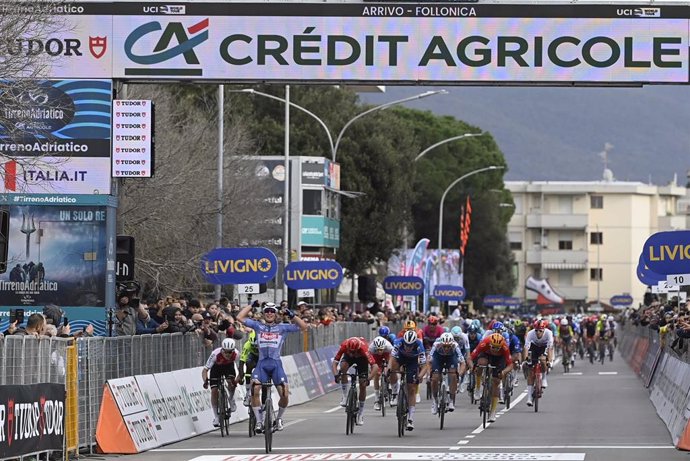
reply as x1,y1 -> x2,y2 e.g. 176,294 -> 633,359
221,338 -> 235,351
440,332 -> 454,345
373,336 -> 387,350
403,330 -> 418,345
561,319 -> 568,326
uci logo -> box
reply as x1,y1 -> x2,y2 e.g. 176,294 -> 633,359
124,18 -> 209,76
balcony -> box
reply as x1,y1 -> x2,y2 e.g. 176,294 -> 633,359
526,249 -> 588,268
526,213 -> 588,229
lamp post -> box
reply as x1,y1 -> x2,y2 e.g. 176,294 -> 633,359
436,165 -> 504,282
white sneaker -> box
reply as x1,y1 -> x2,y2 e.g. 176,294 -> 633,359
526,397 -> 534,407
273,418 -> 284,431
390,394 -> 398,406
229,398 -> 237,413
255,421 -> 264,434
488,411 -> 497,422
473,389 -> 481,401
542,377 -> 548,388
513,376 -> 519,387
374,401 -> 381,411
406,419 -> 414,431
243,394 -> 251,407
340,395 -> 347,407
431,401 -> 438,415
212,416 -> 219,427
447,401 -> 455,412
356,414 -> 364,426
415,393 -> 421,403
499,396 -> 505,405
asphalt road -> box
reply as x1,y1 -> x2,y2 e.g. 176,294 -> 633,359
116,353 -> 688,461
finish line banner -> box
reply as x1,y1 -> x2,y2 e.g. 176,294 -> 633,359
10,3 -> 690,84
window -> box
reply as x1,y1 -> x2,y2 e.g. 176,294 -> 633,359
510,241 -> 522,250
509,232 -> 522,250
302,190 -> 322,215
590,232 -> 603,245
590,195 -> 603,209
558,240 -> 573,250
590,268 -> 603,281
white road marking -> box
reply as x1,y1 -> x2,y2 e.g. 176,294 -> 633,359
465,391 -> 528,438
465,435 -> 475,438
324,393 -> 375,413
188,454 -> 587,460
152,445 -> 674,452
457,440 -> 469,445
566,372 -> 583,375
598,372 -> 618,375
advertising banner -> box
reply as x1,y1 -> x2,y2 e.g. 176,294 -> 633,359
135,374 -> 179,445
301,159 -> 326,185
281,355 -> 309,405
0,204 -> 107,306
112,100 -> 154,178
108,377 -> 147,416
388,248 -> 461,293
111,9 -> 689,83
292,352 -> 323,399
637,253 -> 666,285
122,412 -> 160,452
284,260 -> 343,290
383,276 -> 424,295
301,216 -> 340,248
643,231 -> 690,275
610,294 -> 634,306
433,285 -> 466,301
172,367 -> 217,434
0,383 -> 65,459
153,371 -> 196,438
200,247 -> 278,285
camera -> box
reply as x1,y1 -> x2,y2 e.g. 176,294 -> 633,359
9,308 -> 24,325
117,281 -> 141,305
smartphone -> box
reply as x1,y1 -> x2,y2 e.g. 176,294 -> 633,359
63,317 -> 69,327
9,309 -> 24,325
129,297 -> 140,308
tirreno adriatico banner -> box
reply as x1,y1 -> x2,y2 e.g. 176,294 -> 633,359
9,2 -> 690,84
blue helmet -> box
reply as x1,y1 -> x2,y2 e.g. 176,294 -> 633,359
492,321 -> 504,332
388,333 -> 397,343
471,319 -> 482,329
468,325 -> 479,334
443,326 -> 450,333
451,326 -> 463,337
378,326 -> 391,337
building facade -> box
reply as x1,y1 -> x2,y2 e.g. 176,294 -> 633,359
506,178 -> 687,308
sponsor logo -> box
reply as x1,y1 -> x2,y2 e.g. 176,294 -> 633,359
3,160 -> 17,191
89,36 -> 107,59
143,5 -> 186,14
617,7 -> 661,17
124,19 -> 209,76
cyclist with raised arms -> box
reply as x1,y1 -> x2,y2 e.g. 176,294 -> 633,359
237,301 -> 308,433
202,337 -> 238,427
332,336 -> 378,426
390,329 -> 426,431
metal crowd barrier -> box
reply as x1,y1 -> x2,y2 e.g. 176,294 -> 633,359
0,321 -> 378,457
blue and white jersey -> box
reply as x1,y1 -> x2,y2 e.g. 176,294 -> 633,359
392,337 -> 427,364
430,339 -> 464,362
451,332 -> 470,355
244,319 -> 300,361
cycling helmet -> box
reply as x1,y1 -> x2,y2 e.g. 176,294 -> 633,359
440,332 -> 454,344
248,329 -> 257,345
471,319 -> 482,329
489,333 -> 505,349
404,320 -> 417,330
373,336 -> 387,350
467,325 -> 479,334
451,326 -> 463,337
263,302 -> 278,312
378,326 -> 391,337
428,315 -> 439,325
492,321 -> 504,332
561,318 -> 569,326
221,338 -> 235,351
388,333 -> 397,343
443,326 -> 450,333
600,314 -> 608,321
403,329 -> 418,345
514,319 -> 523,327
346,337 -> 361,352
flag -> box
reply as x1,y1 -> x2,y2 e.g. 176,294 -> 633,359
460,195 -> 472,256
405,238 -> 430,277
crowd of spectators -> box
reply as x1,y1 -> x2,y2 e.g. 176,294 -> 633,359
623,291 -> 690,355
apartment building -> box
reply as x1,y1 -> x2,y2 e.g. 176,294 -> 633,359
506,177 -> 687,308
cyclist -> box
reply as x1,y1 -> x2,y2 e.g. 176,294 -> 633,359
202,337 -> 238,427
583,315 -> 598,361
523,319 -> 554,407
237,329 -> 259,406
390,329 -> 426,431
504,323 -> 523,386
397,319 -> 424,339
596,314 -> 613,361
422,315 -> 444,351
430,332 -> 466,414
378,326 -> 393,344
369,336 -> 393,411
513,318 -> 527,348
469,333 -> 513,423
332,336 -> 377,425
237,301 -> 308,433
557,318 -> 575,368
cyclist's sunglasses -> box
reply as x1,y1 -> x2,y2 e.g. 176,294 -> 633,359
263,308 -> 278,314
535,329 -> 545,333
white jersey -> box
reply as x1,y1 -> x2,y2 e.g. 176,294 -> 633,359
452,332 -> 470,354
524,328 -> 554,351
368,340 -> 393,356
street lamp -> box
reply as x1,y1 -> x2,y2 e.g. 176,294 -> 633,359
437,165 -> 505,254
415,132 -> 487,162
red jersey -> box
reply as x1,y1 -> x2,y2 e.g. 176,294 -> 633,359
470,336 -> 513,365
334,337 -> 376,365
396,328 -> 424,340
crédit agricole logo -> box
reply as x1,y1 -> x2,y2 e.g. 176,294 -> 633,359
124,18 -> 209,76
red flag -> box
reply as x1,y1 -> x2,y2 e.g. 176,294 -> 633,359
461,195 -> 472,255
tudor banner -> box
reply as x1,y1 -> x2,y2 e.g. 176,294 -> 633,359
0,383 -> 65,458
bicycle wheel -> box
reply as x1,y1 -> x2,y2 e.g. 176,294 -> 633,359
380,389 -> 386,418
397,382 -> 407,437
468,372 -> 476,405
504,376 -> 512,410
534,366 -> 541,413
439,382 -> 446,430
264,397 -> 273,453
346,383 -> 357,435
218,385 -> 227,437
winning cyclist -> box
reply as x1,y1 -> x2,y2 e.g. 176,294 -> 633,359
202,337 -> 238,427
469,333 -> 513,422
390,329 -> 426,431
237,329 -> 259,406
332,336 -> 378,426
369,336 -> 393,411
237,301 -> 308,433
523,319 -> 554,407
430,332 -> 466,414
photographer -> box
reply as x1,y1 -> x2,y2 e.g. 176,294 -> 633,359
114,294 -> 151,336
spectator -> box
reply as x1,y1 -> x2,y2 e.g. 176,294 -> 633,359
12,313 -> 45,336
184,299 -> 203,319
136,313 -> 163,335
114,294 -> 151,336
161,307 -> 193,334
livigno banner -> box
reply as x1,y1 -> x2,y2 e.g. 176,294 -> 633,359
0,204 -> 107,306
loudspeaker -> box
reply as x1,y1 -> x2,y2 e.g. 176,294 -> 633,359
116,235 -> 135,281
358,275 -> 376,302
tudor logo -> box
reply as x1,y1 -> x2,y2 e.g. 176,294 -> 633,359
89,36 -> 107,59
